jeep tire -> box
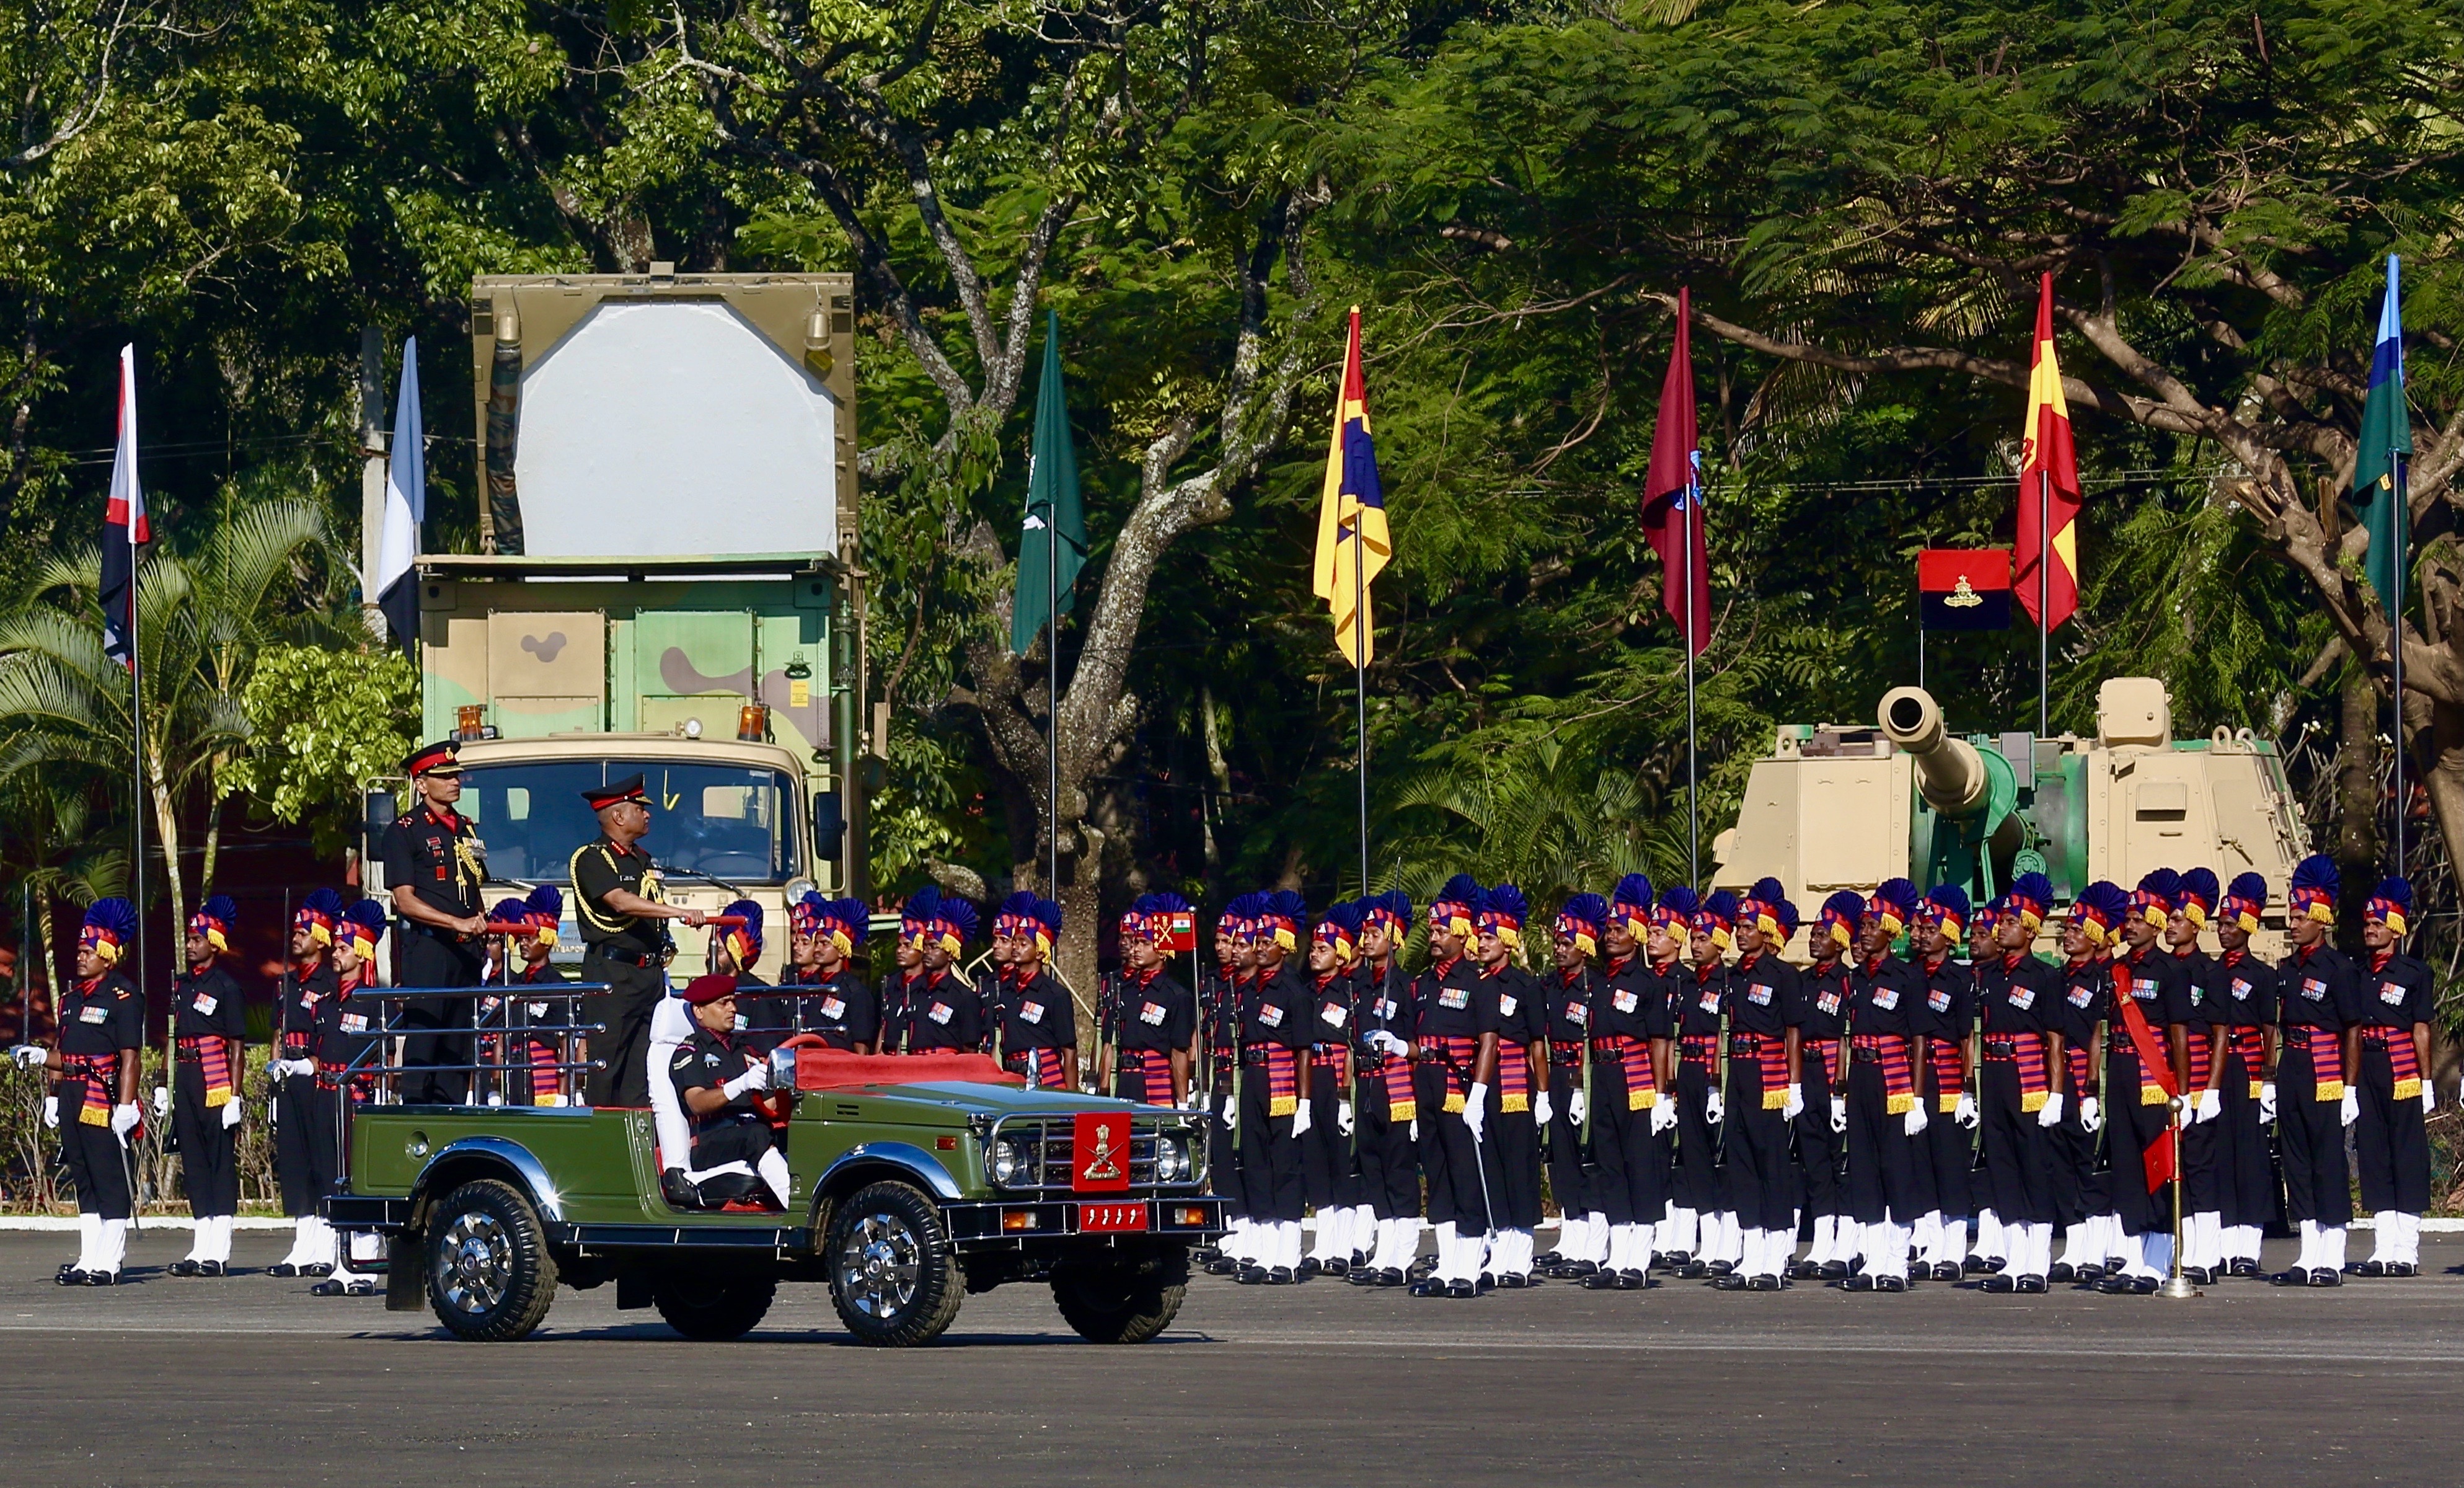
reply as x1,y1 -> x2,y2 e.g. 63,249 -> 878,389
823,1180 -> 964,1347
652,1269 -> 777,1341
1052,1244 -> 1190,1345
425,1177 -> 559,1342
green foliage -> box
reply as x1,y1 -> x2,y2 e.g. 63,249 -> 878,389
222,644 -> 420,855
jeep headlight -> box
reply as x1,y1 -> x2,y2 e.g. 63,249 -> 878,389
991,1134 -> 1035,1187
1154,1132 -> 1193,1184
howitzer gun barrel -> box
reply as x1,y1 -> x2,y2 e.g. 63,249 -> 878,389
1878,686 -> 1989,818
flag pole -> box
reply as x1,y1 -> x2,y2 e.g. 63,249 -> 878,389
2038,467 -> 2050,738
1685,472 -> 1699,886
1354,520 -> 1371,897
133,512 -> 156,1115
2393,447 -> 2407,874
1048,505 -> 1059,899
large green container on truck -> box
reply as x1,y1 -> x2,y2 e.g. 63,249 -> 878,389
366,270 -> 872,971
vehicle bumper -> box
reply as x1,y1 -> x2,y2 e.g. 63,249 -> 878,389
943,1196 -> 1228,1249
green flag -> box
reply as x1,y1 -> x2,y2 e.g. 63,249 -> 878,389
1010,309 -> 1087,655
2352,254 -> 2412,613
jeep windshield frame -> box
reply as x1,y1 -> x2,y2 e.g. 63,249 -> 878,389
457,758 -> 797,884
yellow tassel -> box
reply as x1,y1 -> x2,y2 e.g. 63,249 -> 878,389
79,1104 -> 110,1127
204,1088 -> 232,1109
1938,1092 -> 1962,1114
1886,1093 -> 1913,1115
2140,1083 -> 2168,1107
2395,1077 -> 2423,1100
1762,1090 -> 1788,1111
2020,1091 -> 2047,1112
1443,1092 -> 1465,1114
1391,1099 -> 1416,1122
2315,1080 -> 2345,1102
2248,1079 -> 2264,1099
1501,1094 -> 1528,1113
1269,1096 -> 1296,1118
1629,1089 -> 1658,1112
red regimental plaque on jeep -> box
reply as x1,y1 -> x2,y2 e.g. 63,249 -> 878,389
1072,1112 -> 1132,1193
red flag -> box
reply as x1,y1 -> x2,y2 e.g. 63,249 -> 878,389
2013,273 -> 2080,629
1641,289 -> 1708,655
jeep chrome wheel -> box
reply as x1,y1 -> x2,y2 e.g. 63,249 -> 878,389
423,1177 -> 559,1342
823,1180 -> 963,1346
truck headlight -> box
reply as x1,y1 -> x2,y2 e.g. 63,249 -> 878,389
1154,1132 -> 1193,1184
991,1135 -> 1036,1187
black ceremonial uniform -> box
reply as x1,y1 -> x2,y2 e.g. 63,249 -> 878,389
1722,951 -> 1803,1236
273,960 -> 340,1216
1238,962 -> 1310,1223
1301,969 -> 1360,1224
2172,946 -> 2227,1227
1973,950 -> 2057,1228
991,966 -> 1075,1088
169,962 -> 247,1219
2276,943 -> 2357,1228
875,968 -> 916,1053
1413,957 -> 1491,1233
1107,966 -> 1195,1104
2106,946 -> 2193,1237
380,802 -> 488,1103
1796,959 -> 1852,1234
1205,970 -> 1250,1219
1671,960 -> 1729,1223
2206,949 -> 2279,1239
570,833 -> 671,1107
311,975 -> 383,1206
1844,952 -> 1932,1228
1477,963 -> 1546,1234
2354,950 -> 2434,1218
53,972 -> 143,1222
1588,954 -> 1672,1233
1915,953 -> 1974,1225
2044,957 -> 2110,1231
1351,960 -> 1421,1222
787,968 -> 880,1053
667,1024 -> 777,1169
1542,965 -> 1599,1234
901,968 -> 984,1054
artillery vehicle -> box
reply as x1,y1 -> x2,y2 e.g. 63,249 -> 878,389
1711,677 -> 2308,957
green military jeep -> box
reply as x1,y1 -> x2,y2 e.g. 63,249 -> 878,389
325,1021 -> 1223,1347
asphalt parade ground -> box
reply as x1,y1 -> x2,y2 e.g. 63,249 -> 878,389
0,1229 -> 2452,1486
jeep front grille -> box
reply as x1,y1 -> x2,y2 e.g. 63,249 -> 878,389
986,1116 -> 1205,1194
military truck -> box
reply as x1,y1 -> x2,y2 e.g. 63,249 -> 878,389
325,1017 -> 1225,1347
1711,677 -> 2308,957
366,270 -> 870,967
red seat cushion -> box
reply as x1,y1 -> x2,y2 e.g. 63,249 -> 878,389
792,1048 -> 1026,1091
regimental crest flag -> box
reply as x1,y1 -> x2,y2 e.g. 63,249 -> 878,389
99,345 -> 149,670
2014,273 -> 2082,631
1919,549 -> 2013,631
1314,307 -> 1390,668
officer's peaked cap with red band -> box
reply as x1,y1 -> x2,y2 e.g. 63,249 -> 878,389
583,773 -> 649,810
402,738 -> 462,777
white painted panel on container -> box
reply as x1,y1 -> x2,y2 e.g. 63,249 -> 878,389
514,301 -> 838,557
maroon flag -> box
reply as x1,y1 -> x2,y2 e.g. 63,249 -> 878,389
1641,289 -> 1708,655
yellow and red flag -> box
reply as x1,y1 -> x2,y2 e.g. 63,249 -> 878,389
2014,272 -> 2081,629
1312,307 -> 1390,667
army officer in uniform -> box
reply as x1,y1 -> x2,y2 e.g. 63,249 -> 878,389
381,740 -> 489,1104
572,773 -> 707,1105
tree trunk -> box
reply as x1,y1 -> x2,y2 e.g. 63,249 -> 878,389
36,893 -> 54,1019
2334,670 -> 2380,933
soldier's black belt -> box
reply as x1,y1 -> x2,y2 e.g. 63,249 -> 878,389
586,945 -> 660,967
1983,1037 -> 2023,1057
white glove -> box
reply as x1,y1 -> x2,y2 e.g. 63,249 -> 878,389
1218,1094 -> 1236,1131
222,1096 -> 243,1130
111,1102 -> 139,1138
1828,1100 -> 1847,1133
1650,1100 -> 1679,1135
2258,1083 -> 2277,1122
1291,1099 -> 1313,1138
2195,1087 -> 2221,1124
1408,1118 -> 1419,1141
1904,1103 -> 1928,1136
2037,1091 -> 2065,1128
1954,1092 -> 1980,1128
2425,1083 -> 2439,1115
1533,1090 -> 1555,1128
722,1062 -> 771,1100
41,1095 -> 57,1129
1782,1083 -> 1804,1122
1568,1089 -> 1588,1127
2079,1096 -> 2103,1134
1705,1090 -> 1725,1125
1336,1099 -> 1355,1135
11,1043 -> 47,1069
1368,1030 -> 1411,1059
2341,1089 -> 2359,1127
151,1086 -> 171,1117
1464,1083 -> 1489,1140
